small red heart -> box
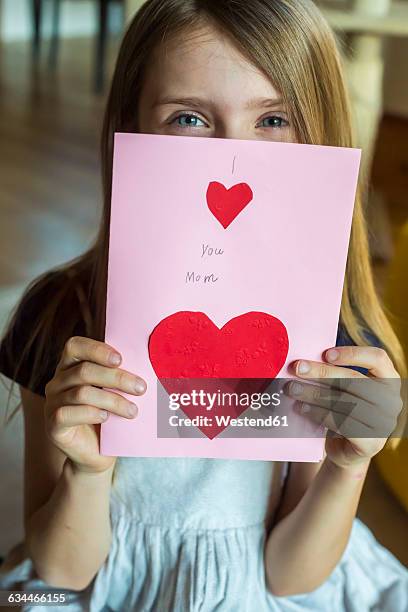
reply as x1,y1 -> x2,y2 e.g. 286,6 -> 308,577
207,182 -> 254,229
149,312 -> 289,439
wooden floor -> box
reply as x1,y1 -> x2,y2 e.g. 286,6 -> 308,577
0,37 -> 407,564
0,37 -> 111,555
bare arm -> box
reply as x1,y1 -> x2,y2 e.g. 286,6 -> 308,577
22,387 -> 114,591
265,345 -> 402,596
265,458 -> 369,596
20,337 -> 146,591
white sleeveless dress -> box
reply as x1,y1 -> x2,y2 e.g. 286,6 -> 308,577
0,456 -> 407,612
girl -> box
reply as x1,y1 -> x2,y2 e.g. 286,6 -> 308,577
0,0 -> 407,610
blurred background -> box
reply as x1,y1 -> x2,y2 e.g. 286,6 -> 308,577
0,0 -> 407,566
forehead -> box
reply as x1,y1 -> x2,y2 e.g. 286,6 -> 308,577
143,24 -> 281,106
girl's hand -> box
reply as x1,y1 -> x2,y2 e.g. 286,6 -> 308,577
285,346 -> 403,470
44,336 -> 146,474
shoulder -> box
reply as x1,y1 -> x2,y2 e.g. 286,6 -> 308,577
0,267 -> 89,397
336,324 -> 383,350
336,323 -> 383,375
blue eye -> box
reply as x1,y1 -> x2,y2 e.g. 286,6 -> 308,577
260,116 -> 288,128
175,114 -> 207,128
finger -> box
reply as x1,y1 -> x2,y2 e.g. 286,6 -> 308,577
285,378 -> 379,405
49,405 -> 112,436
57,336 -> 122,372
286,381 -> 369,415
324,346 -> 399,378
285,375 -> 402,419
50,362 -> 146,396
292,359 -> 366,383
296,403 -> 373,438
58,386 -> 138,419
286,382 -> 396,436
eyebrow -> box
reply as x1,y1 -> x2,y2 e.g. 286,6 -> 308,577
152,96 -> 285,110
152,96 -> 205,109
246,97 -> 284,110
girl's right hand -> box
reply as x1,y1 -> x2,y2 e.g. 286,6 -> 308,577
44,336 -> 146,474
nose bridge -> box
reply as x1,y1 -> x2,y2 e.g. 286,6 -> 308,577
208,88 -> 252,140
213,113 -> 250,141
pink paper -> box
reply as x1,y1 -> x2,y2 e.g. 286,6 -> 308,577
101,132 -> 361,461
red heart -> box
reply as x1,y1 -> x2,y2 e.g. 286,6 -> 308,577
207,182 -> 254,229
149,312 -> 289,439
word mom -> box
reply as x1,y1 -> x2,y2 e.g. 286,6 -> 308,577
186,272 -> 219,284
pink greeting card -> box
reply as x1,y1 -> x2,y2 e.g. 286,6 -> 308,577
100,132 -> 361,461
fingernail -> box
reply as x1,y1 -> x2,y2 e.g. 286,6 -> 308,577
127,403 -> 138,417
110,352 -> 122,365
290,382 -> 304,396
297,361 -> 310,375
301,403 -> 311,414
134,379 -> 146,394
326,349 -> 339,362
100,410 -> 108,420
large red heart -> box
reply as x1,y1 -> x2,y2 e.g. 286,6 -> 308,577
207,182 -> 254,229
149,312 -> 289,439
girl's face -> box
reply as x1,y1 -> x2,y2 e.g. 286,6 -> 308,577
138,24 -> 297,143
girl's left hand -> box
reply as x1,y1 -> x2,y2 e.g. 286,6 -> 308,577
285,346 -> 404,469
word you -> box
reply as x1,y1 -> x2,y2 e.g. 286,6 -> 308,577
201,244 -> 224,259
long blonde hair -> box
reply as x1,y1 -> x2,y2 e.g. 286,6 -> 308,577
2,0 -> 406,411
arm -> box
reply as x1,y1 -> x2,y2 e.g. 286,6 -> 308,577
22,388 -> 114,591
265,345 -> 402,596
265,457 -> 369,596
20,337 -> 146,591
